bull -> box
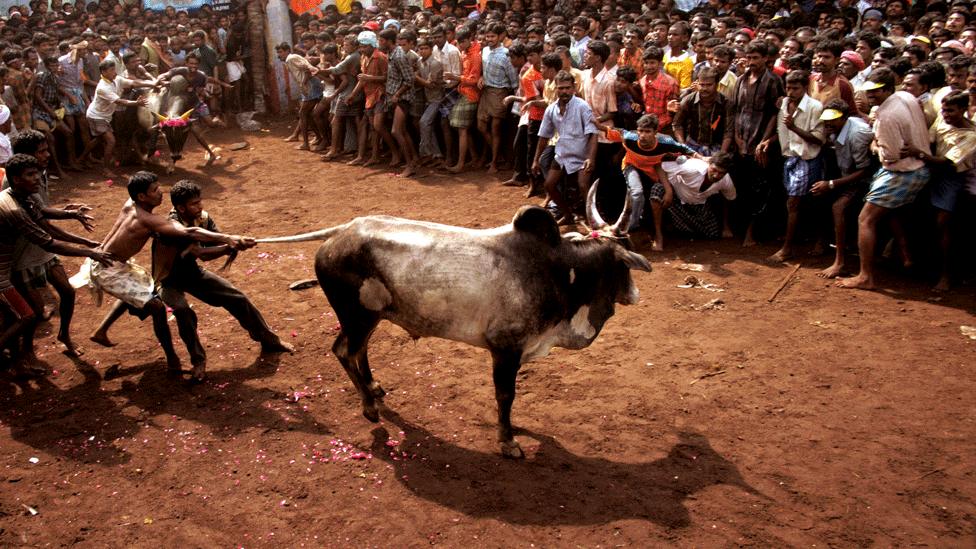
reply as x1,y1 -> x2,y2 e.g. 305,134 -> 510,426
257,182 -> 651,458
130,75 -> 208,174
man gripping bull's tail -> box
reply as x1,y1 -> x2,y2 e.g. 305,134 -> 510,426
256,181 -> 652,458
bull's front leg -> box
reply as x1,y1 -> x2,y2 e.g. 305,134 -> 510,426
490,349 -> 524,459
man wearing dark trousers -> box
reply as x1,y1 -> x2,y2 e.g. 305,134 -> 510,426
153,180 -> 293,373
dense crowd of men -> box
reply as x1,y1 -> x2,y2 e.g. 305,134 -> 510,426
2,0 -> 976,377
275,0 -> 976,290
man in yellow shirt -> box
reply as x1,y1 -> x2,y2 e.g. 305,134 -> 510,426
664,21 -> 695,89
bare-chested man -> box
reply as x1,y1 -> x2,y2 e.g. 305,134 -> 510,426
78,171 -> 255,380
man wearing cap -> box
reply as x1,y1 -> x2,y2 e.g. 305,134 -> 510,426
837,67 -> 930,290
861,9 -> 884,35
811,99 -> 874,279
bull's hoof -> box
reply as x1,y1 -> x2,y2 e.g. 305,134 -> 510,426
369,382 -> 386,399
362,405 -> 380,423
500,440 -> 524,459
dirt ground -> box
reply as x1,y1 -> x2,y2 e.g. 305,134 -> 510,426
2,121 -> 975,548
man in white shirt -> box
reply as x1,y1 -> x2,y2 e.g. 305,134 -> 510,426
80,59 -> 154,178
661,153 -> 737,238
760,69 -> 825,263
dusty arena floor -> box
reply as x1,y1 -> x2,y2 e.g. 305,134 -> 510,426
2,121 -> 975,547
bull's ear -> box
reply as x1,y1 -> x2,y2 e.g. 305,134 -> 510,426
618,249 -> 652,272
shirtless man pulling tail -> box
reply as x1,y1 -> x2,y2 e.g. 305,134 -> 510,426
77,171 -> 255,381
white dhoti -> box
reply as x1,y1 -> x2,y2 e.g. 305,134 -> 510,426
70,258 -> 156,309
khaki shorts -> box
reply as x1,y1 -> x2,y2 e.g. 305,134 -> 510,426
476,87 -> 508,123
33,118 -> 53,132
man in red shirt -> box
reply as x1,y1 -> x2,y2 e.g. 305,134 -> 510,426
640,45 -> 679,132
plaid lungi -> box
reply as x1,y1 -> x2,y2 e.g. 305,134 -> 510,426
783,155 -> 822,197
865,166 -> 930,209
669,202 -> 721,238
449,95 -> 478,129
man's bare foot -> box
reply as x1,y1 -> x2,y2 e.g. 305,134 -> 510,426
400,163 -> 416,178
57,334 -> 84,357
721,228 -> 734,239
261,340 -> 295,354
556,215 -> 577,227
446,164 -> 464,174
742,238 -> 757,248
13,359 -> 47,378
809,241 -> 828,256
486,163 -> 498,174
311,142 -> 328,152
767,248 -> 793,263
347,157 -> 365,166
89,332 -> 117,347
501,178 -> 526,187
651,240 -> 664,252
284,135 -> 299,142
817,263 -> 845,279
933,276 -> 951,292
362,157 -> 380,167
388,157 -> 404,169
295,143 -> 310,151
836,274 -> 874,290
167,356 -> 184,375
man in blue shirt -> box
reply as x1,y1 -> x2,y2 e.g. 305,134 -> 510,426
531,70 -> 599,225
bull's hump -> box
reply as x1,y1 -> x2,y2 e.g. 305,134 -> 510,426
354,215 -> 510,239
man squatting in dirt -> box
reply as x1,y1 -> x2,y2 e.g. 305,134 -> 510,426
0,154 -> 116,376
79,171 -> 256,381
92,179 -> 294,378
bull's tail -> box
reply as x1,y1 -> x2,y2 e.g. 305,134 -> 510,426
255,226 -> 343,244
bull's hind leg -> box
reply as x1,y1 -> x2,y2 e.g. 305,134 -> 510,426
331,315 -> 382,422
490,349 -> 525,459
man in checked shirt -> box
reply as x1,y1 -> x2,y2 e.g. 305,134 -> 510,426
477,22 -> 518,174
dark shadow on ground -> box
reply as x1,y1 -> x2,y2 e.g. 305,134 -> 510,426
114,353 -> 332,438
0,356 -> 139,465
0,353 -> 330,466
369,409 -> 762,527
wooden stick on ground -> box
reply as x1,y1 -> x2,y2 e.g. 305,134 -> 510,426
690,370 -> 727,385
768,263 -> 802,303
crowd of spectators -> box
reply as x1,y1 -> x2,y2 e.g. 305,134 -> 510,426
276,0 -> 976,292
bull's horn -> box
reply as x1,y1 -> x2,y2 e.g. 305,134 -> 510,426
585,178 -> 608,230
610,188 -> 634,237
179,108 -> 194,121
152,111 -> 167,122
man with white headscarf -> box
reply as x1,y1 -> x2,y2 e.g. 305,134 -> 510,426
0,105 -> 12,164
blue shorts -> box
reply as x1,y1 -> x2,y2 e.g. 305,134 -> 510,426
930,170 -> 964,212
865,166 -> 930,209
62,86 -> 87,116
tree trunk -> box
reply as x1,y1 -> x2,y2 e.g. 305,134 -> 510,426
247,0 -> 267,113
